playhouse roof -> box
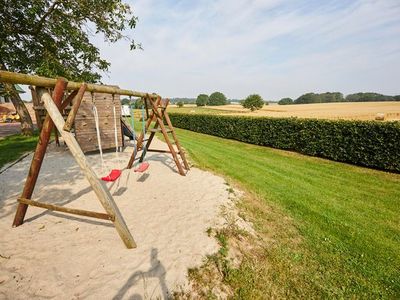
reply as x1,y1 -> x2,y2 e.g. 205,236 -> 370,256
0,83 -> 26,95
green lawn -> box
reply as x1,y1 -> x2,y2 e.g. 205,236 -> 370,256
1,119 -> 399,298
174,128 -> 400,299
0,133 -> 38,169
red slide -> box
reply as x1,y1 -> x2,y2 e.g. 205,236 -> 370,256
101,169 -> 122,182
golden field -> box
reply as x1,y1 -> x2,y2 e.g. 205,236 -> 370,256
172,102 -> 400,121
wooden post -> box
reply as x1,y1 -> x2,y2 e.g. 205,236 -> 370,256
61,90 -> 78,110
127,96 -> 161,169
63,83 -> 87,132
30,86 -> 43,130
148,97 -> 186,176
12,78 -> 68,227
139,123 -> 159,163
137,96 -> 162,163
54,127 -> 60,146
37,88 -> 136,249
164,109 -> 190,170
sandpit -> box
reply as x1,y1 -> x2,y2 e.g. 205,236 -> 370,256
0,139 -> 233,299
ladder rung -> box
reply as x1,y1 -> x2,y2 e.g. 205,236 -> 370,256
147,149 -> 180,154
148,128 -> 172,133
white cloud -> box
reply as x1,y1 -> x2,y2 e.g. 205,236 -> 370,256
23,0 -> 400,101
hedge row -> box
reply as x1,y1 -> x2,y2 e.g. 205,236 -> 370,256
169,113 -> 400,172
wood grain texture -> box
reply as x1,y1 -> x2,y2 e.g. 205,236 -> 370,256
38,88 -> 136,249
18,198 -> 114,221
75,91 -> 123,153
12,79 -> 68,227
64,83 -> 87,132
0,70 -> 159,98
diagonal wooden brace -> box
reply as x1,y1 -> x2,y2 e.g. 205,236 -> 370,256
127,95 -> 161,169
163,108 -> 190,170
61,90 -> 78,110
148,97 -> 186,176
12,78 -> 68,227
37,88 -> 136,249
63,83 -> 87,132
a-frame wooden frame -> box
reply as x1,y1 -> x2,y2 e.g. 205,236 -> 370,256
12,78 -> 136,249
1,70 -> 190,249
127,95 -> 189,175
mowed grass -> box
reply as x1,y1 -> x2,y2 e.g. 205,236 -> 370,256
174,128 -> 400,298
0,133 -> 38,168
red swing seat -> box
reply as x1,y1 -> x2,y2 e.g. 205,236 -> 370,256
101,169 -> 122,182
134,162 -> 149,173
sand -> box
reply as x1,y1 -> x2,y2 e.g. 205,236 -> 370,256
0,139 -> 235,299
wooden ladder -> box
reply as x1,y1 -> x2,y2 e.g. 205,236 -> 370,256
127,95 -> 189,176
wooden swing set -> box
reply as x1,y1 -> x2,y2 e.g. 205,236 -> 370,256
0,70 -> 189,249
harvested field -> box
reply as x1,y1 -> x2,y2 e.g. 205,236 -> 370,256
206,102 -> 400,121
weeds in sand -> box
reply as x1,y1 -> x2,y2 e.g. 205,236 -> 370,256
226,187 -> 234,194
206,227 -> 213,237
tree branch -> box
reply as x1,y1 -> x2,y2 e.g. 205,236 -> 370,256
32,0 -> 61,36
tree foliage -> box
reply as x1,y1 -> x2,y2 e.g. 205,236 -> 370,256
0,0 -> 139,82
242,94 -> 265,111
169,97 -> 196,104
196,94 -> 208,106
278,97 -> 293,105
208,92 -> 227,106
345,93 -> 398,102
133,98 -> 144,109
177,101 -> 184,108
294,92 -> 344,104
121,98 -> 131,105
169,113 -> 400,172
0,0 -> 139,135
292,92 -> 399,104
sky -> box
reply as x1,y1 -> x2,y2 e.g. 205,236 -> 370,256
23,0 -> 400,101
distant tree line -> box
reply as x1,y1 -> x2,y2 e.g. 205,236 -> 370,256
121,97 -> 141,109
278,92 -> 400,105
170,97 -> 196,104
195,92 -> 229,106
121,92 -> 232,108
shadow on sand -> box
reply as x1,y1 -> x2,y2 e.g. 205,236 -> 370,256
113,248 -> 168,300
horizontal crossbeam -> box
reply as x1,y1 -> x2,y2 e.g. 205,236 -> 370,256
18,198 -> 115,221
147,149 -> 180,154
148,128 -> 172,133
0,70 -> 158,98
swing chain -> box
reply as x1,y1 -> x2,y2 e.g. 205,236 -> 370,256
91,91 -> 95,106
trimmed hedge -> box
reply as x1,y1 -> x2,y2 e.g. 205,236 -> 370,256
169,113 -> 400,172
